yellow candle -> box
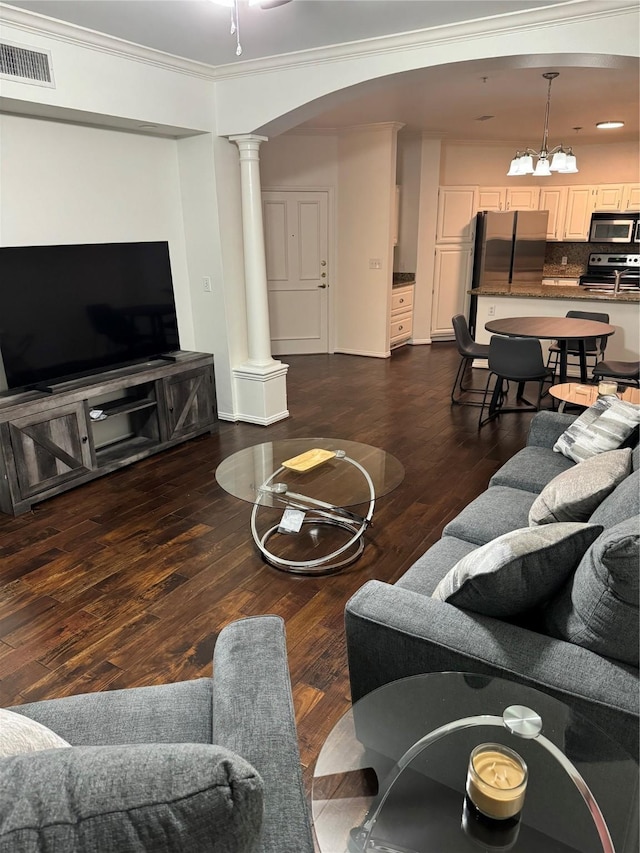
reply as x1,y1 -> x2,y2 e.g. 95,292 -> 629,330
598,381 -> 618,397
466,743 -> 528,820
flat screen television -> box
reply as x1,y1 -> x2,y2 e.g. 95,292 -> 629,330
0,241 -> 180,393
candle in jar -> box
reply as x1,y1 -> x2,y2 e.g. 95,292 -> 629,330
466,743 -> 527,820
598,381 -> 618,397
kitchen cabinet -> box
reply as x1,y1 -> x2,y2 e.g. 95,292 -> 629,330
562,185 -> 596,241
506,187 -> 540,210
431,245 -> 473,339
436,187 -> 478,243
539,186 -> 569,241
594,184 -> 625,211
622,183 -> 640,211
0,353 -> 217,516
389,284 -> 413,350
478,187 -> 506,211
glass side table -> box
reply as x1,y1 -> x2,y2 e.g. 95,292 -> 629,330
312,673 -> 638,853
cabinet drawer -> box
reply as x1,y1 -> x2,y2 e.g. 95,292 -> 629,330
391,288 -> 414,313
390,314 -> 412,341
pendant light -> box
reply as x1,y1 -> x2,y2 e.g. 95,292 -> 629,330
507,72 -> 578,176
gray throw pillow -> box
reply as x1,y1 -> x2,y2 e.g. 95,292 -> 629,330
0,743 -> 263,853
0,709 -> 70,758
553,397 -> 640,463
540,517 -> 640,666
432,523 -> 603,618
529,448 -> 632,526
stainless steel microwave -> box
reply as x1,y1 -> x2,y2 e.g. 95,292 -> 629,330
589,212 -> 640,243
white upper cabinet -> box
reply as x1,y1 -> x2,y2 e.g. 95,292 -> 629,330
505,187 -> 541,210
539,186 -> 569,241
622,183 -> 640,211
562,186 -> 596,241
594,184 -> 625,211
477,187 -> 506,211
436,187 -> 478,243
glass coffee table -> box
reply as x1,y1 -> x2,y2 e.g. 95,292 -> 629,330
312,673 -> 638,853
215,438 -> 404,574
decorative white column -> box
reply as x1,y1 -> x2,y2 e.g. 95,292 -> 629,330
230,134 -> 289,425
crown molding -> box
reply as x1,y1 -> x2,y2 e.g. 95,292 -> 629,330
0,2 -> 218,79
212,0 -> 639,80
1,0 -> 637,84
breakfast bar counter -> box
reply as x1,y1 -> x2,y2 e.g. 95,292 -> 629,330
471,288 -> 640,366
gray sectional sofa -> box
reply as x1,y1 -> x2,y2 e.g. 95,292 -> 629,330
345,410 -> 639,760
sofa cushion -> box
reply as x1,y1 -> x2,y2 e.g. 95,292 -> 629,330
589,469 -> 640,529
553,397 -> 640,463
432,523 -> 603,619
0,709 -> 70,758
539,518 -> 640,667
529,448 -> 632,526
443,486 -> 536,546
0,743 -> 263,853
397,536 -> 478,596
489,446 -> 575,494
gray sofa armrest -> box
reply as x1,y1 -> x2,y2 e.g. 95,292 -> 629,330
212,615 -> 314,853
345,581 -> 639,758
526,411 -> 577,448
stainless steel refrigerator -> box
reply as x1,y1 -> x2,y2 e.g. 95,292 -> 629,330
468,209 -> 548,334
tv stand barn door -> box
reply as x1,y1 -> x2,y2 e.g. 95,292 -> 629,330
0,353 -> 217,516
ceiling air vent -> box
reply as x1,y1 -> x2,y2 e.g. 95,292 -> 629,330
0,41 -> 55,88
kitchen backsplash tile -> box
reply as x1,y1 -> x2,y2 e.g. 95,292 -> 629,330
543,241 -> 634,278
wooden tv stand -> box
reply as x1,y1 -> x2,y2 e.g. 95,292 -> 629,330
0,352 -> 217,516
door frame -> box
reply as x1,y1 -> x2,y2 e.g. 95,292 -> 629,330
262,185 -> 336,354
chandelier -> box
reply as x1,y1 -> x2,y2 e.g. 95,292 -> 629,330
209,0 -> 292,57
507,72 -> 578,177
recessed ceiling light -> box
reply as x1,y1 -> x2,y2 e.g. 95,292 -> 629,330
596,120 -> 624,129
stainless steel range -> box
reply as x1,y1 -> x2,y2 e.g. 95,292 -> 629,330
579,252 -> 640,293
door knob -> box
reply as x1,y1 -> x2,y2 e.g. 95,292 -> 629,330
318,284 -> 327,289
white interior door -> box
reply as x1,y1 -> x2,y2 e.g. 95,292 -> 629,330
263,190 -> 329,355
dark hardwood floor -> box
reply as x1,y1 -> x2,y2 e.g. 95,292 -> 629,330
0,343 -> 540,793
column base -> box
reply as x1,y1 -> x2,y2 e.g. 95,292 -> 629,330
233,361 -> 289,425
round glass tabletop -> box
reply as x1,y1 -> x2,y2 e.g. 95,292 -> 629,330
312,673 -> 638,853
215,438 -> 405,509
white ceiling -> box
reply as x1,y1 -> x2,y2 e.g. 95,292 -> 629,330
4,0 -> 640,144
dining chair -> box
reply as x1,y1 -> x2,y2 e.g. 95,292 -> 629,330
545,310 -> 609,380
479,336 -> 554,428
593,359 -> 640,388
450,314 -> 490,406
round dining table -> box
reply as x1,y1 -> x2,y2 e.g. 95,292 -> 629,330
484,316 -> 616,384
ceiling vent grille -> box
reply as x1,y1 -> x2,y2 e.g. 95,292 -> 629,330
0,41 -> 54,87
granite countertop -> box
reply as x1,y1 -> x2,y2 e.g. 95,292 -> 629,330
392,273 -> 416,288
469,285 -> 640,304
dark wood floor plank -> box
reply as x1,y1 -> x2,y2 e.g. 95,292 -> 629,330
0,343 -> 541,806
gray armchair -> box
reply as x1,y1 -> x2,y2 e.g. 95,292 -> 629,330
1,616 -> 314,853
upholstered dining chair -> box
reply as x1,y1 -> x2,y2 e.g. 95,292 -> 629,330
451,314 -> 491,406
546,310 -> 609,379
593,359 -> 640,388
479,336 -> 555,428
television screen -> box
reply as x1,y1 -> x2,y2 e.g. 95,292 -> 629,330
0,241 -> 180,392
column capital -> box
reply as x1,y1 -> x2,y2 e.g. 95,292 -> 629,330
230,135 -> 268,159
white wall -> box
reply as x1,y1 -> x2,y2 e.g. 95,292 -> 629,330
336,124 -> 398,357
0,115 -> 194,345
0,114 -> 236,418
260,132 -> 338,189
395,132 -> 422,274
440,140 -> 640,185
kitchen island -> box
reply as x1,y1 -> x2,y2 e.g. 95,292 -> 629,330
470,285 -> 640,365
